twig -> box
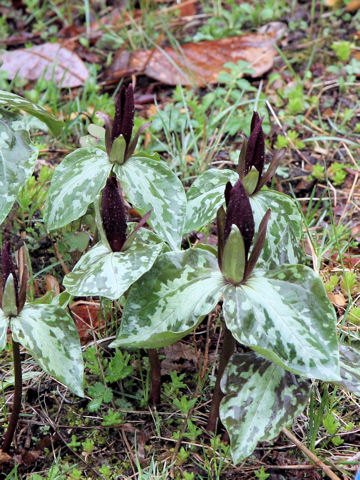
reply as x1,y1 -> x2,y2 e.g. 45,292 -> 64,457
282,428 -> 342,480
53,243 -> 70,275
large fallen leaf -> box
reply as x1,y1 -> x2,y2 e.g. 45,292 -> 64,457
105,34 -> 276,86
1,43 -> 89,87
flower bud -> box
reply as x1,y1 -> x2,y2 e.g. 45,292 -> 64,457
101,177 -> 127,252
111,84 -> 135,151
245,112 -> 265,178
223,179 -> 254,259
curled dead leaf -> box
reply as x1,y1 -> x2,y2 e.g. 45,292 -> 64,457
346,0 -> 360,12
70,302 -> 105,344
328,292 -> 347,307
0,449 -> 13,464
105,34 -> 277,86
0,43 -> 89,87
45,274 -> 60,296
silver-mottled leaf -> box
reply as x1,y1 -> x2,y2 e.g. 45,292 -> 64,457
63,226 -> 164,300
251,190 -> 303,267
11,304 -> 84,396
0,310 -> 9,350
184,168 -> 238,233
223,265 -> 340,381
0,110 -> 38,224
337,344 -> 360,395
220,351 -> 310,463
0,90 -> 62,135
44,147 -> 111,230
110,248 -> 224,349
184,169 -> 302,267
115,152 -> 186,250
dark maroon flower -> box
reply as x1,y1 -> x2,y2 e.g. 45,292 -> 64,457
223,179 -> 254,258
244,111 -> 265,178
111,84 -> 134,150
101,177 -> 128,252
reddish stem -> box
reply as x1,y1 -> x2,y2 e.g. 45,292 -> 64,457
148,349 -> 161,406
206,327 -> 235,433
2,340 -> 22,452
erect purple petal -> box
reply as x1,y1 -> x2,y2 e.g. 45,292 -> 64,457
2,242 -> 15,289
97,112 -> 113,157
224,179 -> 255,258
245,112 -> 265,177
111,84 -> 134,149
244,209 -> 271,281
224,181 -> 233,207
1,241 -> 19,308
101,177 -> 128,252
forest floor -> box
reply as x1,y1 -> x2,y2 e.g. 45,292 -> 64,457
0,0 -> 360,479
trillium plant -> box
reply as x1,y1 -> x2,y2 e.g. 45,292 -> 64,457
62,175 -> 164,300
43,84 -> 186,251
2,86 -> 360,462
0,242 -> 84,453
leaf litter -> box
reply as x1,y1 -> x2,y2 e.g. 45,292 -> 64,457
0,0 -> 360,478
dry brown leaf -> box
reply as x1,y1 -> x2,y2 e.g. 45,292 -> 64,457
325,0 -> 342,6
45,274 -> 60,296
105,34 -> 276,86
70,302 -> 105,344
178,0 -> 197,16
328,292 -> 347,307
161,342 -> 199,374
0,43 -> 89,87
346,0 -> 360,11
0,449 -> 13,464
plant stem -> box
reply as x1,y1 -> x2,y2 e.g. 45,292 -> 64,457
206,327 -> 235,433
148,349 -> 161,406
2,340 -> 22,453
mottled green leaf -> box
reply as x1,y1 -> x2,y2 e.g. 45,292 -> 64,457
251,190 -> 303,267
0,310 -> 9,350
184,168 -> 238,233
44,147 -> 111,230
114,152 -> 186,250
223,265 -> 340,381
336,344 -> 360,396
0,110 -> 38,224
184,169 -> 302,267
110,248 -> 224,349
220,351 -> 310,463
63,226 -> 164,300
11,304 -> 84,396
0,90 -> 62,135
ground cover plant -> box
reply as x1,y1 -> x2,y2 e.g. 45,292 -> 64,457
0,0 -> 360,479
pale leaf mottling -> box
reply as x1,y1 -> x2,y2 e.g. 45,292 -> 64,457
63,226 -> 164,300
44,147 -> 111,230
111,248 -> 224,349
220,351 -> 310,463
223,264 -> 340,381
115,153 -> 186,250
11,304 -> 84,396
